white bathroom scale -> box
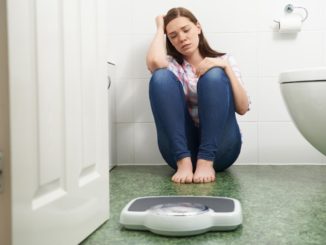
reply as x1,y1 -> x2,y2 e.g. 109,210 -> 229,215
120,196 -> 243,236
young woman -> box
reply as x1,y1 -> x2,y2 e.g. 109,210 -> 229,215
147,7 -> 250,184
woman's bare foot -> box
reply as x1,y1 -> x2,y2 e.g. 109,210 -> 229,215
193,159 -> 216,183
172,157 -> 193,184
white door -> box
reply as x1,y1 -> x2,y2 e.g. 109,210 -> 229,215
7,0 -> 110,244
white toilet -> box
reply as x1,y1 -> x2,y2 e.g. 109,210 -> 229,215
279,67 -> 326,156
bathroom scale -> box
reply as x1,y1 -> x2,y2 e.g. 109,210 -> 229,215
120,196 -> 242,236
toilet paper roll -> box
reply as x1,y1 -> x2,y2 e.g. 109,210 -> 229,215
278,15 -> 302,33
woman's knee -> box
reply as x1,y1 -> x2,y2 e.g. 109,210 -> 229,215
150,68 -> 175,86
149,68 -> 182,98
197,67 -> 231,95
199,67 -> 228,85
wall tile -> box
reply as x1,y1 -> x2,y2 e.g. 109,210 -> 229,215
258,31 -> 324,77
258,122 -> 325,163
323,32 -> 326,65
187,0 -> 259,33
130,35 -> 152,79
131,0 -> 185,34
323,3 -> 326,30
116,78 -> 134,122
107,0 -> 132,35
109,0 -> 326,165
236,76 -> 258,122
257,0 -> 325,32
236,122 -> 258,164
131,0 -> 260,34
134,123 -> 164,164
116,123 -> 134,164
133,79 -> 154,123
206,33 -> 258,77
107,35 -> 133,79
258,77 -> 291,122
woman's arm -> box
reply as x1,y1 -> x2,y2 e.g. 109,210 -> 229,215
224,63 -> 249,115
146,15 -> 169,73
196,57 -> 250,115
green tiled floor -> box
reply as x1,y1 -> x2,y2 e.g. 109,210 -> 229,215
81,165 -> 326,245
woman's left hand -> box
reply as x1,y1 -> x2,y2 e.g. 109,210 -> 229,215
195,57 -> 228,77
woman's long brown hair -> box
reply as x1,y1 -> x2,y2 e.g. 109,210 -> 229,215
164,7 -> 225,65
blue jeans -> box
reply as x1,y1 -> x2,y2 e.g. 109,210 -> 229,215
149,68 -> 241,172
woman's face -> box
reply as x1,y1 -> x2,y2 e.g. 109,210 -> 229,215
166,16 -> 201,57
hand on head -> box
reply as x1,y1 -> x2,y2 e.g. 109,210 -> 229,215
155,15 -> 165,31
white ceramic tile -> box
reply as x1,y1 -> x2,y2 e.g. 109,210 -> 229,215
133,79 -> 154,123
131,1 -> 160,34
112,0 -> 326,165
134,123 -> 165,164
323,32 -> 326,66
107,0 -> 132,35
107,35 -> 133,79
258,31 -> 324,77
206,33 -> 258,77
116,79 -> 134,122
185,0 -> 259,33
131,0 -> 260,34
258,77 -> 291,122
131,0 -> 184,34
236,76 -> 258,122
116,123 -> 134,164
130,35 -> 152,79
235,122 -> 258,164
258,122 -> 325,163
257,0 -> 325,32
323,3 -> 326,31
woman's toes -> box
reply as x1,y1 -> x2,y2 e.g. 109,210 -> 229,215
205,176 -> 211,183
193,160 -> 216,183
172,157 -> 194,184
171,175 -> 179,183
194,176 -> 202,183
186,175 -> 193,183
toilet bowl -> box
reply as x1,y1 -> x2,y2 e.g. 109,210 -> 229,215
279,67 -> 326,156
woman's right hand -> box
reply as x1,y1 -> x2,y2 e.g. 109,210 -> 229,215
155,15 -> 165,31
146,14 -> 168,72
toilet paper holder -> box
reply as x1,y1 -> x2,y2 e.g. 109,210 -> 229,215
274,4 -> 309,24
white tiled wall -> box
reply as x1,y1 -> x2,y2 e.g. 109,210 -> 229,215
109,0 -> 326,165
